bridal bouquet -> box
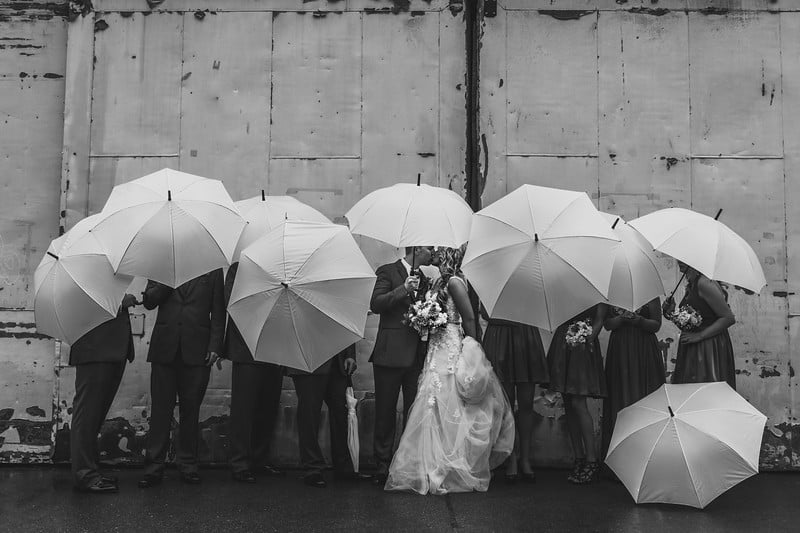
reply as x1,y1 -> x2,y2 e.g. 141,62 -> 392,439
668,305 -> 703,332
403,291 -> 448,341
565,319 -> 593,348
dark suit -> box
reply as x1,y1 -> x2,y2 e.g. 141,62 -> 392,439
289,345 -> 355,475
141,270 -> 225,477
69,308 -> 134,489
224,263 -> 284,474
369,260 -> 429,474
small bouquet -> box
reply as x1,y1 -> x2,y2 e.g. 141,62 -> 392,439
565,319 -> 593,348
403,291 -> 448,341
669,305 -> 703,332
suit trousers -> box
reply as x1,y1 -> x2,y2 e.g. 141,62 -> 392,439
144,360 -> 211,477
292,373 -> 352,475
372,364 -> 421,474
71,361 -> 126,488
229,362 -> 283,473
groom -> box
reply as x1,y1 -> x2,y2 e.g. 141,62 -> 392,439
369,245 -> 434,485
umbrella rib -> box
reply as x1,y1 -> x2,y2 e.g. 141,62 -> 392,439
286,291 -> 312,370
675,418 -> 759,470
60,260 -> 124,313
635,421 -> 672,502
174,202 -> 229,264
673,420 -> 707,507
398,193 -> 416,247
289,231 -> 341,283
669,383 -> 714,413
170,203 -> 177,284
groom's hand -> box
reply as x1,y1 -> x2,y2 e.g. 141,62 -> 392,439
404,275 -> 420,294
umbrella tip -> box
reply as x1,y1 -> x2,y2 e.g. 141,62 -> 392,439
168,190 -> 172,201
417,173 -> 421,186
714,208 -> 723,220
281,282 -> 289,289
612,217 -> 620,229
262,189 -> 266,201
47,251 -> 59,260
534,233 -> 539,242
668,405 -> 675,417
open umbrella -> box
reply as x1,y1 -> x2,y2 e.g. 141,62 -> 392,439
605,382 -> 766,508
462,185 -> 620,331
345,375 -> 360,473
89,168 -> 245,288
34,214 -> 133,345
233,192 -> 330,261
228,221 -> 376,372
344,178 -> 473,249
628,207 -> 766,294
600,212 -> 665,312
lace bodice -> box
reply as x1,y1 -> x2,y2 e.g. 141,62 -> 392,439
426,285 -> 464,372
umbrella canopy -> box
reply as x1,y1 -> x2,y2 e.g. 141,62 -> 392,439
344,183 -> 473,248
34,214 -> 133,345
89,168 -> 245,288
345,375 -> 360,473
628,207 -> 766,294
462,185 -> 620,331
228,221 -> 376,372
233,193 -> 330,261
605,382 -> 767,509
600,212 -> 665,311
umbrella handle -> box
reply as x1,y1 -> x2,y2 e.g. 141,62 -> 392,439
346,374 -> 354,388
667,208 -> 722,301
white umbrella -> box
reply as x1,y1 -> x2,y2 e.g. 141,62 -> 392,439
34,214 -> 133,345
462,184 -> 620,331
233,192 -> 329,261
345,375 -> 360,473
228,221 -> 376,372
600,212 -> 665,311
628,207 -> 766,294
344,181 -> 473,248
89,168 -> 245,288
605,382 -> 766,509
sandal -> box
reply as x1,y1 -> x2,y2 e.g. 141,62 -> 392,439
574,461 -> 601,485
567,458 -> 586,483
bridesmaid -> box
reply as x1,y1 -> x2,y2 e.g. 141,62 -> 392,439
547,304 -> 607,484
481,312 -> 549,483
664,261 -> 737,389
601,298 -> 665,457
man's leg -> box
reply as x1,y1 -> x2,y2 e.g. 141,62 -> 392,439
400,365 -> 422,429
175,362 -> 211,477
142,362 -> 178,479
71,362 -> 125,490
292,374 -> 327,480
251,363 -> 283,473
372,365 -> 404,477
324,372 -> 353,475
229,362 -> 258,475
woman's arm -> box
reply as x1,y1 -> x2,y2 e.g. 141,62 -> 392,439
634,297 -> 662,334
681,277 -> 735,344
591,303 -> 607,340
449,277 -> 477,340
603,308 -> 626,332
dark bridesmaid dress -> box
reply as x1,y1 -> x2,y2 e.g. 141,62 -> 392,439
601,301 -> 665,455
482,319 -> 549,385
672,279 -> 736,390
547,306 -> 607,398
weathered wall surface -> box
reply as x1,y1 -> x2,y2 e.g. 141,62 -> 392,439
2,0 -> 800,471
480,0 -> 799,469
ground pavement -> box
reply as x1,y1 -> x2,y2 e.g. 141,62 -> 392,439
0,467 -> 797,532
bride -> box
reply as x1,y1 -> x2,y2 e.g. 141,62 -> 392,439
385,246 -> 515,495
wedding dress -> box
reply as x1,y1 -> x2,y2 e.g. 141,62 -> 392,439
385,277 -> 515,495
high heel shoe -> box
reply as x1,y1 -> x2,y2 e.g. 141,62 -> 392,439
574,461 -> 601,485
567,459 -> 586,483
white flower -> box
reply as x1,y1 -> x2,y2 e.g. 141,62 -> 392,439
427,395 -> 436,408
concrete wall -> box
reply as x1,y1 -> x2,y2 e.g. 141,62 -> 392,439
1,0 -> 799,470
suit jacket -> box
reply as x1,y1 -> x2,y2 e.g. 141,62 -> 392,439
69,308 -> 134,366
287,344 -> 355,377
369,260 -> 429,368
142,269 -> 225,366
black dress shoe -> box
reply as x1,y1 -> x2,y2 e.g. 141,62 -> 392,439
137,475 -> 162,489
334,471 -> 373,482
180,472 -> 202,485
258,464 -> 285,477
303,472 -> 327,488
74,479 -> 119,494
232,470 -> 257,484
371,473 -> 388,486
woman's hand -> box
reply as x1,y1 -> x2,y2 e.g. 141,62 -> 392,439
662,296 -> 675,318
679,331 -> 704,345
